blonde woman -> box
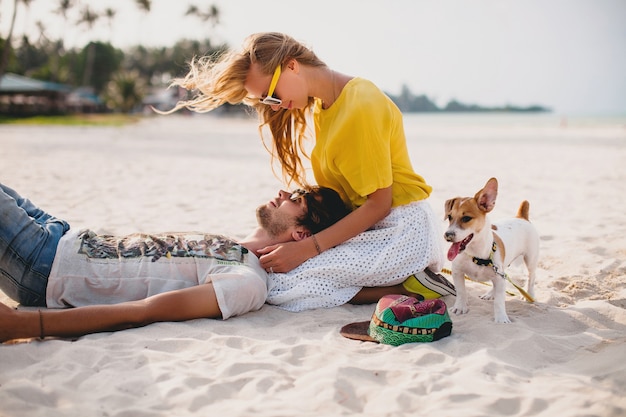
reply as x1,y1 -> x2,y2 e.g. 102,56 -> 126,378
169,32 -> 453,311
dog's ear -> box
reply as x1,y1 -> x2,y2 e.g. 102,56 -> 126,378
475,178 -> 498,213
444,198 -> 457,219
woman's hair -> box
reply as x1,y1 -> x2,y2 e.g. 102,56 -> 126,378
169,32 -> 327,186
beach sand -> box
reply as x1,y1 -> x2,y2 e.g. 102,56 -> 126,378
1,114 -> 625,416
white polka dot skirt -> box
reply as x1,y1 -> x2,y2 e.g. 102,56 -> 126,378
266,200 -> 445,311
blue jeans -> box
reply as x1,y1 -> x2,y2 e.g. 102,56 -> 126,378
0,183 -> 70,306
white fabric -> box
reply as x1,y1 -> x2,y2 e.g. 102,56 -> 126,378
266,200 -> 444,311
46,230 -> 267,320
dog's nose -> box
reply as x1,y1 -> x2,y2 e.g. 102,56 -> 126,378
444,231 -> 455,242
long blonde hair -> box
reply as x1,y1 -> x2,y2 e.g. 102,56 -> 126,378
169,32 -> 327,186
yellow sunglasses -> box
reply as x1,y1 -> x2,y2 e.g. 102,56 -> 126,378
259,65 -> 282,106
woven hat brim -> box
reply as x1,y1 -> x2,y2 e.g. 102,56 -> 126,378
339,321 -> 378,343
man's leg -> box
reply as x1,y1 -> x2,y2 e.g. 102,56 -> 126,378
0,184 -> 70,306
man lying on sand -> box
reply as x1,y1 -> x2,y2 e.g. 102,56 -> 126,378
0,182 -> 453,343
0,183 -> 354,342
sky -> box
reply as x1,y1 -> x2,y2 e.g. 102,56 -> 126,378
1,0 -> 625,116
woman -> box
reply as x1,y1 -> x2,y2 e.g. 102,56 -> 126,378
169,32 -> 451,309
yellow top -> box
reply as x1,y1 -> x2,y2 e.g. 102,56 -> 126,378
312,78 -> 431,208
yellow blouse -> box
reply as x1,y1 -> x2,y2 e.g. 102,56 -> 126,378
312,78 -> 431,208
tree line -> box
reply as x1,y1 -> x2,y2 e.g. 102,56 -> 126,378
0,0 -> 222,113
2,36 -> 225,112
387,84 -> 549,113
1,1 -> 549,114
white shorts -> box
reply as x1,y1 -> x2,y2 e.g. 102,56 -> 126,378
208,256 -> 267,320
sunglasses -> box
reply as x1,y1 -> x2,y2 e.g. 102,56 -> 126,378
290,187 -> 326,229
289,188 -> 310,203
259,64 -> 282,106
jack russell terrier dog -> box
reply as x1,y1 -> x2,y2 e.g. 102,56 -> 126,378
444,178 -> 539,323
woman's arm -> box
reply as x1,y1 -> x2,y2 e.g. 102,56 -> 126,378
259,186 -> 392,272
0,284 -> 221,342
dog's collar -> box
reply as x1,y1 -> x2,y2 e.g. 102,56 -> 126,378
472,241 -> 497,267
471,240 -> 508,281
469,239 -> 536,303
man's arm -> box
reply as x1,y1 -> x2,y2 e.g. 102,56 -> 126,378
0,284 -> 221,342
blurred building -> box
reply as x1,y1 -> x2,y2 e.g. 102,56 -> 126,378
0,73 -> 71,115
0,73 -> 105,115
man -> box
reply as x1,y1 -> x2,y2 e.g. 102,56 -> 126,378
0,183 -> 350,342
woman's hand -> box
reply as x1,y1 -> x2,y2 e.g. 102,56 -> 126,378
258,187 -> 393,273
258,240 -> 315,273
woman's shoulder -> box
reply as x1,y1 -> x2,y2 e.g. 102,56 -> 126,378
346,77 -> 381,93
342,78 -> 396,111
345,78 -> 389,100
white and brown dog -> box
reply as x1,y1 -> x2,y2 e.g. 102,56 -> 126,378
444,178 -> 539,323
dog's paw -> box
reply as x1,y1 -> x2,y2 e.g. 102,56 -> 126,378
450,303 -> 469,315
480,290 -> 494,300
494,314 -> 511,324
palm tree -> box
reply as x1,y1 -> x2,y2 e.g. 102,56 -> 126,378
104,8 -> 116,41
185,4 -> 220,27
77,5 -> 99,87
0,0 -> 33,80
104,70 -> 146,113
135,0 -> 152,13
53,0 -> 75,29
50,0 -> 75,81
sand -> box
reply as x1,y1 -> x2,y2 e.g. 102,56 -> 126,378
0,113 -> 625,417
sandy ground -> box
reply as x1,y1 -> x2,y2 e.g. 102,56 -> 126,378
0,113 -> 625,417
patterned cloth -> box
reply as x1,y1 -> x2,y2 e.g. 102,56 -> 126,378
266,200 -> 444,311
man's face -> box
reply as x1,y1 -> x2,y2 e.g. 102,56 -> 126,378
256,190 -> 308,237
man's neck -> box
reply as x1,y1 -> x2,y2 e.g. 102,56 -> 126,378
238,227 -> 285,256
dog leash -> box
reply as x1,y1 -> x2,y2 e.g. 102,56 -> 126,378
498,270 -> 535,303
440,266 -> 535,303
475,240 -> 535,303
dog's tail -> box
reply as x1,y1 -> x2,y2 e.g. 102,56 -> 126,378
516,200 -> 531,221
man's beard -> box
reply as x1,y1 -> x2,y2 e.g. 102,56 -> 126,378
256,205 -> 293,238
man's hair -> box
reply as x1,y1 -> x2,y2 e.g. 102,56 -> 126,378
295,186 -> 352,235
